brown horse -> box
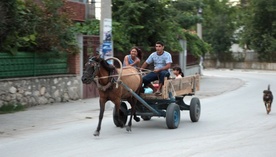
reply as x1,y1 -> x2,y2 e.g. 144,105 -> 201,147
81,55 -> 142,136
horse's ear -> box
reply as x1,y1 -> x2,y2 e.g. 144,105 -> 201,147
89,55 -> 95,62
90,53 -> 101,61
95,53 -> 101,59
89,55 -> 100,62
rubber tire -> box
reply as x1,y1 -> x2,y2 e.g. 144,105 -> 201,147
189,97 -> 201,122
141,115 -> 151,121
113,102 -> 128,127
166,103 -> 180,129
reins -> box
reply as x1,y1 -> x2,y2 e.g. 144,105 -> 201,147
93,70 -> 149,80
105,57 -> 123,88
89,57 -> 154,91
92,57 -> 147,91
92,66 -> 152,80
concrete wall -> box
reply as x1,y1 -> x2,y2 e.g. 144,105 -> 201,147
204,59 -> 276,71
169,65 -> 200,78
186,65 -> 201,76
0,75 -> 81,108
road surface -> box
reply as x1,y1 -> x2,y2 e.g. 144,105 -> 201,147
0,69 -> 275,157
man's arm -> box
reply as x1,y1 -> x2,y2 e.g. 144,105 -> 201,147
141,62 -> 149,69
154,63 -> 171,73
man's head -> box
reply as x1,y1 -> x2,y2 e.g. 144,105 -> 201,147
155,41 -> 164,54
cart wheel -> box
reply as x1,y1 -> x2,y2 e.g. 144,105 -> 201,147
113,102 -> 128,127
166,103 -> 180,129
141,115 -> 151,121
189,97 -> 201,122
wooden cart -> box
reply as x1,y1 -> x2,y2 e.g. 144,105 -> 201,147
113,74 -> 201,129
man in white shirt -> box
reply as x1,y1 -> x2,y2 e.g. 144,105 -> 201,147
141,41 -> 172,95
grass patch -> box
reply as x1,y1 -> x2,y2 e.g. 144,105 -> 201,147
0,103 -> 26,114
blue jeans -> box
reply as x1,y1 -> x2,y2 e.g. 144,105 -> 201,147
143,70 -> 170,87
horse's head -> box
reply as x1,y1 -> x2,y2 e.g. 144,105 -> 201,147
81,56 -> 101,84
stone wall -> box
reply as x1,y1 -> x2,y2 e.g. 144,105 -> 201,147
0,75 -> 81,107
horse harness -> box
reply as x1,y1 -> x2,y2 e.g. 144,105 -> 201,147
89,58 -> 118,91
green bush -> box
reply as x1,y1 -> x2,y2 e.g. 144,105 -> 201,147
0,103 -> 25,114
0,0 -> 79,55
73,19 -> 100,35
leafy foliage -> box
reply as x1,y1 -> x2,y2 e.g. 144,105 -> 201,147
112,0 -> 209,57
171,0 -> 204,29
0,0 -> 79,54
202,0 -> 238,61
184,30 -> 211,57
0,0 -> 17,48
72,19 -> 100,35
239,0 -> 276,62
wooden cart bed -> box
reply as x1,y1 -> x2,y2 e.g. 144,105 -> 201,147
140,74 -> 200,99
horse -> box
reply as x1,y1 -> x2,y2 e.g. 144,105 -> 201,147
81,55 -> 142,136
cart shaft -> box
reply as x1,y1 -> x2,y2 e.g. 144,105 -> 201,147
118,81 -> 161,115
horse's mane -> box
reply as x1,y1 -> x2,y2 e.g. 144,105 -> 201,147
98,58 -> 116,73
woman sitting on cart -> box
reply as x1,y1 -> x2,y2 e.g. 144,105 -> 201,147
141,41 -> 172,95
123,47 -> 142,67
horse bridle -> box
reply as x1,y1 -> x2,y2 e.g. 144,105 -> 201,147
88,56 -> 117,91
89,57 -> 100,80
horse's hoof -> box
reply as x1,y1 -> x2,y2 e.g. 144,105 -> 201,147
126,126 -> 132,132
93,131 -> 100,136
134,117 -> 140,122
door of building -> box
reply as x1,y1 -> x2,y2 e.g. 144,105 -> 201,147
82,35 -> 100,99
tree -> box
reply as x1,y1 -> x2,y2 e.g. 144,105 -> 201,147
171,0 -> 211,57
112,0 -> 210,58
170,0 -> 203,29
239,0 -> 276,62
112,0 -> 184,53
0,0 -> 79,54
72,19 -> 100,35
202,0 -> 238,62
0,0 -> 17,47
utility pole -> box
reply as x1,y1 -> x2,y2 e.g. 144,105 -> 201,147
197,8 -> 203,76
197,8 -> 203,39
100,0 -> 113,63
179,40 -> 187,76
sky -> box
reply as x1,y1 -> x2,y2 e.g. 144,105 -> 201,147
94,0 -> 101,20
93,0 -> 240,20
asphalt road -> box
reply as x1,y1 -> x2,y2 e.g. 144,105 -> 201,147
0,69 -> 275,157
0,69 -> 244,137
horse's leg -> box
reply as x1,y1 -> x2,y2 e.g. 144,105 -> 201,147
94,98 -> 106,136
133,98 -> 140,122
132,87 -> 142,122
126,98 -> 140,132
133,87 -> 143,122
126,105 -> 133,132
113,98 -> 125,128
